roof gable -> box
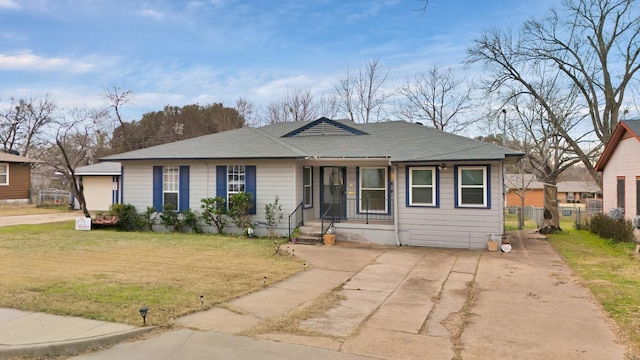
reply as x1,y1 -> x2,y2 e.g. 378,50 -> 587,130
282,117 -> 368,137
595,119 -> 640,171
0,152 -> 41,163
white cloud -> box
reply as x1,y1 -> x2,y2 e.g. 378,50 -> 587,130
140,8 -> 164,20
0,0 -> 19,9
0,51 -> 95,72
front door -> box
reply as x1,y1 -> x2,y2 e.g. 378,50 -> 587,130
321,167 -> 346,219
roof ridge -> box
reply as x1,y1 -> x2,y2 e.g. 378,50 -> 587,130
252,127 -> 310,157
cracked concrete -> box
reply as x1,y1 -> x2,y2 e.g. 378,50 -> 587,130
69,231 -> 629,360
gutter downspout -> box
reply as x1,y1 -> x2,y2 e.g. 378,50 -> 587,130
392,162 -> 400,246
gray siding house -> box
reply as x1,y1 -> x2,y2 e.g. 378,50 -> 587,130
102,118 -> 522,249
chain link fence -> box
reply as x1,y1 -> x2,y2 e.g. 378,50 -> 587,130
506,201 -> 603,230
37,189 -> 71,207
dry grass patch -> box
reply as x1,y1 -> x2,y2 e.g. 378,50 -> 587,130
240,285 -> 346,338
0,222 -> 302,327
0,204 -> 70,216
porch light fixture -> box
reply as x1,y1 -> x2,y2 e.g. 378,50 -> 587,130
438,163 -> 447,170
139,307 -> 148,326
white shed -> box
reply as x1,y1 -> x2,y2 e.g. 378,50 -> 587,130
74,162 -> 122,212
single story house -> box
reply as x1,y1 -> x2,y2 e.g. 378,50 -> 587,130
101,118 -> 523,249
556,181 -> 601,203
505,174 -> 544,207
505,174 -> 600,207
0,152 -> 41,204
73,162 -> 122,212
594,119 -> 640,220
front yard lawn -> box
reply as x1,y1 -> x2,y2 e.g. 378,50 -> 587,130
548,229 -> 640,354
0,222 -> 302,326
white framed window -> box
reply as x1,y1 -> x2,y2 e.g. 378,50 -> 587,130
163,166 -> 179,210
360,167 -> 387,213
303,167 -> 312,207
0,163 -> 7,185
227,165 -> 246,204
457,166 -> 487,207
409,167 -> 436,206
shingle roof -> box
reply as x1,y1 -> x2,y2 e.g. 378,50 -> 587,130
504,174 -> 543,189
0,152 -> 42,163
557,181 -> 601,193
101,118 -> 524,163
75,162 -> 121,175
595,119 -> 640,171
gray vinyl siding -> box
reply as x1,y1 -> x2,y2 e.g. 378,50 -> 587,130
397,162 -> 504,249
120,161 -> 154,210
121,159 -> 296,235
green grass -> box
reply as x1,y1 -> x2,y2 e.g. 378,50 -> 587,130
0,222 -> 302,326
548,229 -> 640,354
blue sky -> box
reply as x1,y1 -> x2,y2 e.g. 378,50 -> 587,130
0,0 -> 557,122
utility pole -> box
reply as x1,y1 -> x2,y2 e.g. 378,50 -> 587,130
502,109 -> 507,147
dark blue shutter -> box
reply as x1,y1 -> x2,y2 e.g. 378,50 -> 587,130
387,166 -> 392,214
486,165 -> 491,208
216,166 -> 226,205
405,167 -> 410,207
246,165 -> 257,214
120,166 -> 124,204
179,166 -> 190,212
355,167 -> 360,214
152,166 -> 163,212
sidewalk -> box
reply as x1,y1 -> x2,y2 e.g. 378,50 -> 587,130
0,308 -> 153,359
0,228 -> 630,359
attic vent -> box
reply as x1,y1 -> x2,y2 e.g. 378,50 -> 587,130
296,122 -> 354,136
282,117 -> 368,137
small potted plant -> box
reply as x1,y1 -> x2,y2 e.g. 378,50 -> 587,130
290,227 -> 300,243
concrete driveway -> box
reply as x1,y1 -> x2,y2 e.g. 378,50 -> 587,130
0,211 -> 83,227
69,230 -> 628,360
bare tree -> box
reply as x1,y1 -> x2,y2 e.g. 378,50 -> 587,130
264,89 -> 318,124
105,86 -> 133,152
317,92 -> 340,119
236,97 -> 258,127
48,108 -> 105,217
467,0 -> 640,185
0,95 -> 56,157
335,58 -> 390,123
395,65 -> 475,132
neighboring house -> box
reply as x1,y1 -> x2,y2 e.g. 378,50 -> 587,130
595,119 -> 640,220
101,118 -> 523,249
0,152 -> 42,204
505,173 -> 600,207
505,174 -> 544,207
74,162 -> 122,212
556,181 -> 601,203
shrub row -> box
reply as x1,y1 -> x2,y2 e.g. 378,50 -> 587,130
106,193 -> 283,236
575,213 -> 635,243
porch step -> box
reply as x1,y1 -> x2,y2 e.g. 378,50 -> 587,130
295,235 -> 323,245
294,224 -> 323,245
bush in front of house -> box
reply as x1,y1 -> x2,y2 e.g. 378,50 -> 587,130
159,204 -> 182,232
109,203 -> 139,232
181,208 -> 202,233
580,213 -> 634,243
228,192 -> 254,236
200,196 -> 228,234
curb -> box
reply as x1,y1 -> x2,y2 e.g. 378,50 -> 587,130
0,326 -> 156,359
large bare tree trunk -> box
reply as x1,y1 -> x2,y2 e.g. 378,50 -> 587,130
543,184 -> 559,229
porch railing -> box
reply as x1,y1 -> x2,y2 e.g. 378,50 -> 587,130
321,198 -> 394,225
288,202 -> 304,241
321,203 -> 335,236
